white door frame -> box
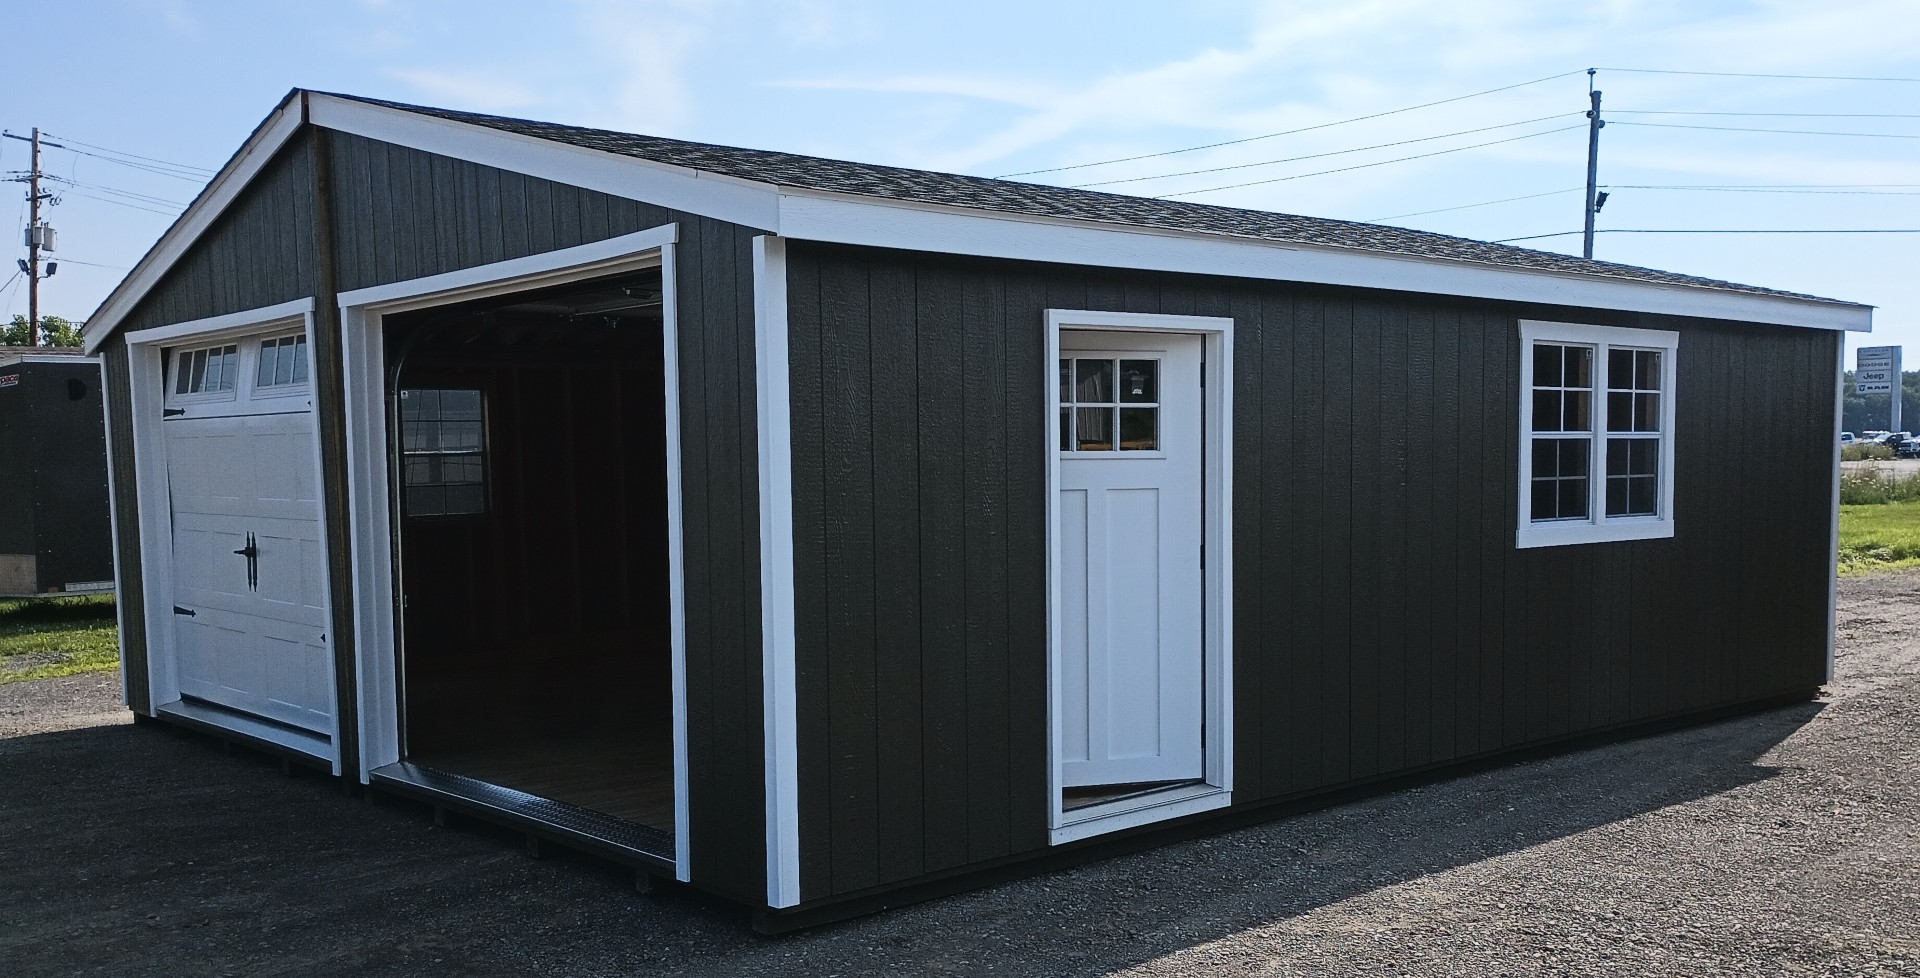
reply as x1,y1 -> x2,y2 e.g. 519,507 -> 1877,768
122,297 -> 343,771
1044,309 -> 1234,845
338,223 -> 693,881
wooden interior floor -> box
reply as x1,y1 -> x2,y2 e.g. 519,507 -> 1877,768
412,730 -> 675,833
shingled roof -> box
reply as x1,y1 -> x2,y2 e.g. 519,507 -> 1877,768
342,94 -> 1852,306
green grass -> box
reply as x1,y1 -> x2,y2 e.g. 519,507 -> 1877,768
0,595 -> 120,684
1839,502 -> 1920,575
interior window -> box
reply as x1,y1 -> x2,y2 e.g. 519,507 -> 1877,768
400,388 -> 487,517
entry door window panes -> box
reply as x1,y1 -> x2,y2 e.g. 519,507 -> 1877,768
1060,357 -> 1160,452
400,388 -> 487,516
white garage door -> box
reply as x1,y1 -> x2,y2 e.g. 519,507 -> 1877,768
162,334 -> 333,734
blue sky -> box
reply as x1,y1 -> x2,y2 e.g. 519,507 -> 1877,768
5,0 -> 1918,359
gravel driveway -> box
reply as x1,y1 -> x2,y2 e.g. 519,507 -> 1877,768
3,576 -> 1917,977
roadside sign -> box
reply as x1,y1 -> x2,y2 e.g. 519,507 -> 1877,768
1857,346 -> 1900,395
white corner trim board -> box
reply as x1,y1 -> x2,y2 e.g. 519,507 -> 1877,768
82,97 -> 308,353
753,235 -> 803,909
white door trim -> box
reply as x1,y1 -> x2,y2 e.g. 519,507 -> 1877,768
1044,309 -> 1234,845
339,223 -> 692,882
122,297 -> 342,772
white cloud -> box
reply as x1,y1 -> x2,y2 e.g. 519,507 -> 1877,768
572,0 -> 723,135
385,68 -> 540,113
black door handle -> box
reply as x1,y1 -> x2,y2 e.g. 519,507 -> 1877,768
233,532 -> 258,591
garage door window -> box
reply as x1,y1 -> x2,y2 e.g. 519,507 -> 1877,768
400,388 -> 487,517
1517,321 -> 1678,549
172,344 -> 240,396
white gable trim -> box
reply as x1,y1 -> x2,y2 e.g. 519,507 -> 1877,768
774,192 -> 1872,333
307,94 -> 780,233
82,96 -> 308,355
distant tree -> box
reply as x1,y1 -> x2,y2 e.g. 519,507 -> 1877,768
2,314 -> 82,348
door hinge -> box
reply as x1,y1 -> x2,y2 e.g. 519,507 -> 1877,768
162,408 -> 186,417
172,606 -> 196,617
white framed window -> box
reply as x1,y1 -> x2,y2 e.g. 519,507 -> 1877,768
255,333 -> 310,388
170,343 -> 241,398
1517,320 -> 1678,549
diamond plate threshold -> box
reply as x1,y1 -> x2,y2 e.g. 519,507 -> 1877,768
370,761 -> 676,872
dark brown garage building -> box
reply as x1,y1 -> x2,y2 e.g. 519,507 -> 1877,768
83,89 -> 1867,930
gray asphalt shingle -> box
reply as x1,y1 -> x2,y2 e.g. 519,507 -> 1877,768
339,93 -> 1855,307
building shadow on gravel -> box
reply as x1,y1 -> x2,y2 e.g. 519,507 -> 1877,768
0,699 -> 1822,978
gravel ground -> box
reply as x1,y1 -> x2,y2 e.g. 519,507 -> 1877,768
3,576 -> 1918,977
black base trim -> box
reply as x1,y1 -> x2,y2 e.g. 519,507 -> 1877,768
369,761 -> 676,872
754,688 -> 1823,933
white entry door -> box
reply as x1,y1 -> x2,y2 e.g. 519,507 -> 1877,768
162,334 -> 333,733
1057,330 -> 1205,788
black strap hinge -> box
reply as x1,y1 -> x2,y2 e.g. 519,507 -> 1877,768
162,408 -> 185,417
172,606 -> 196,617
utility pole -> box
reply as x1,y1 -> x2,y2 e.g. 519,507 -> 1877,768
1582,72 -> 1605,260
4,128 -> 61,346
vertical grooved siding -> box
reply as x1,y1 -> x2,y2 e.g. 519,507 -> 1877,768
786,241 -> 1836,901
100,126 -> 765,904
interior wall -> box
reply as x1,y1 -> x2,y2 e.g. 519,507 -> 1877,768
394,320 -> 671,754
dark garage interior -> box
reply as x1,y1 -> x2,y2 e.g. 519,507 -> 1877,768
385,269 -> 676,834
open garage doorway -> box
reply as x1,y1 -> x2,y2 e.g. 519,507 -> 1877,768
384,268 -> 680,851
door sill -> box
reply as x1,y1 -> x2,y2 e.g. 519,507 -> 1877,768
155,697 -> 335,769
1050,782 -> 1230,845
369,761 -> 676,872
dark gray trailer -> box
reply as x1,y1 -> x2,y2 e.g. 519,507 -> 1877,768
82,89 -> 1864,930
0,348 -> 113,597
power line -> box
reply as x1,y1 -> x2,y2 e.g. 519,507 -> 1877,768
1069,112 -> 1583,189
1611,120 -> 1920,139
59,191 -> 179,217
1606,184 -> 1920,196
1369,187 -> 1585,222
1159,124 -> 1587,199
47,145 -> 209,182
1598,67 -> 1920,83
997,69 -> 1587,179
1613,109 -> 1920,118
49,177 -> 187,208
1496,228 -> 1920,243
43,257 -> 130,270
39,132 -> 213,174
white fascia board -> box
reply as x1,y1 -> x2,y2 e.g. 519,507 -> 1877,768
0,354 -> 98,367
306,94 -> 781,232
774,191 -> 1874,333
82,96 -> 308,355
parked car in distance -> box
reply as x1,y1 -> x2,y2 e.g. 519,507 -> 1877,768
1842,431 -> 1857,446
